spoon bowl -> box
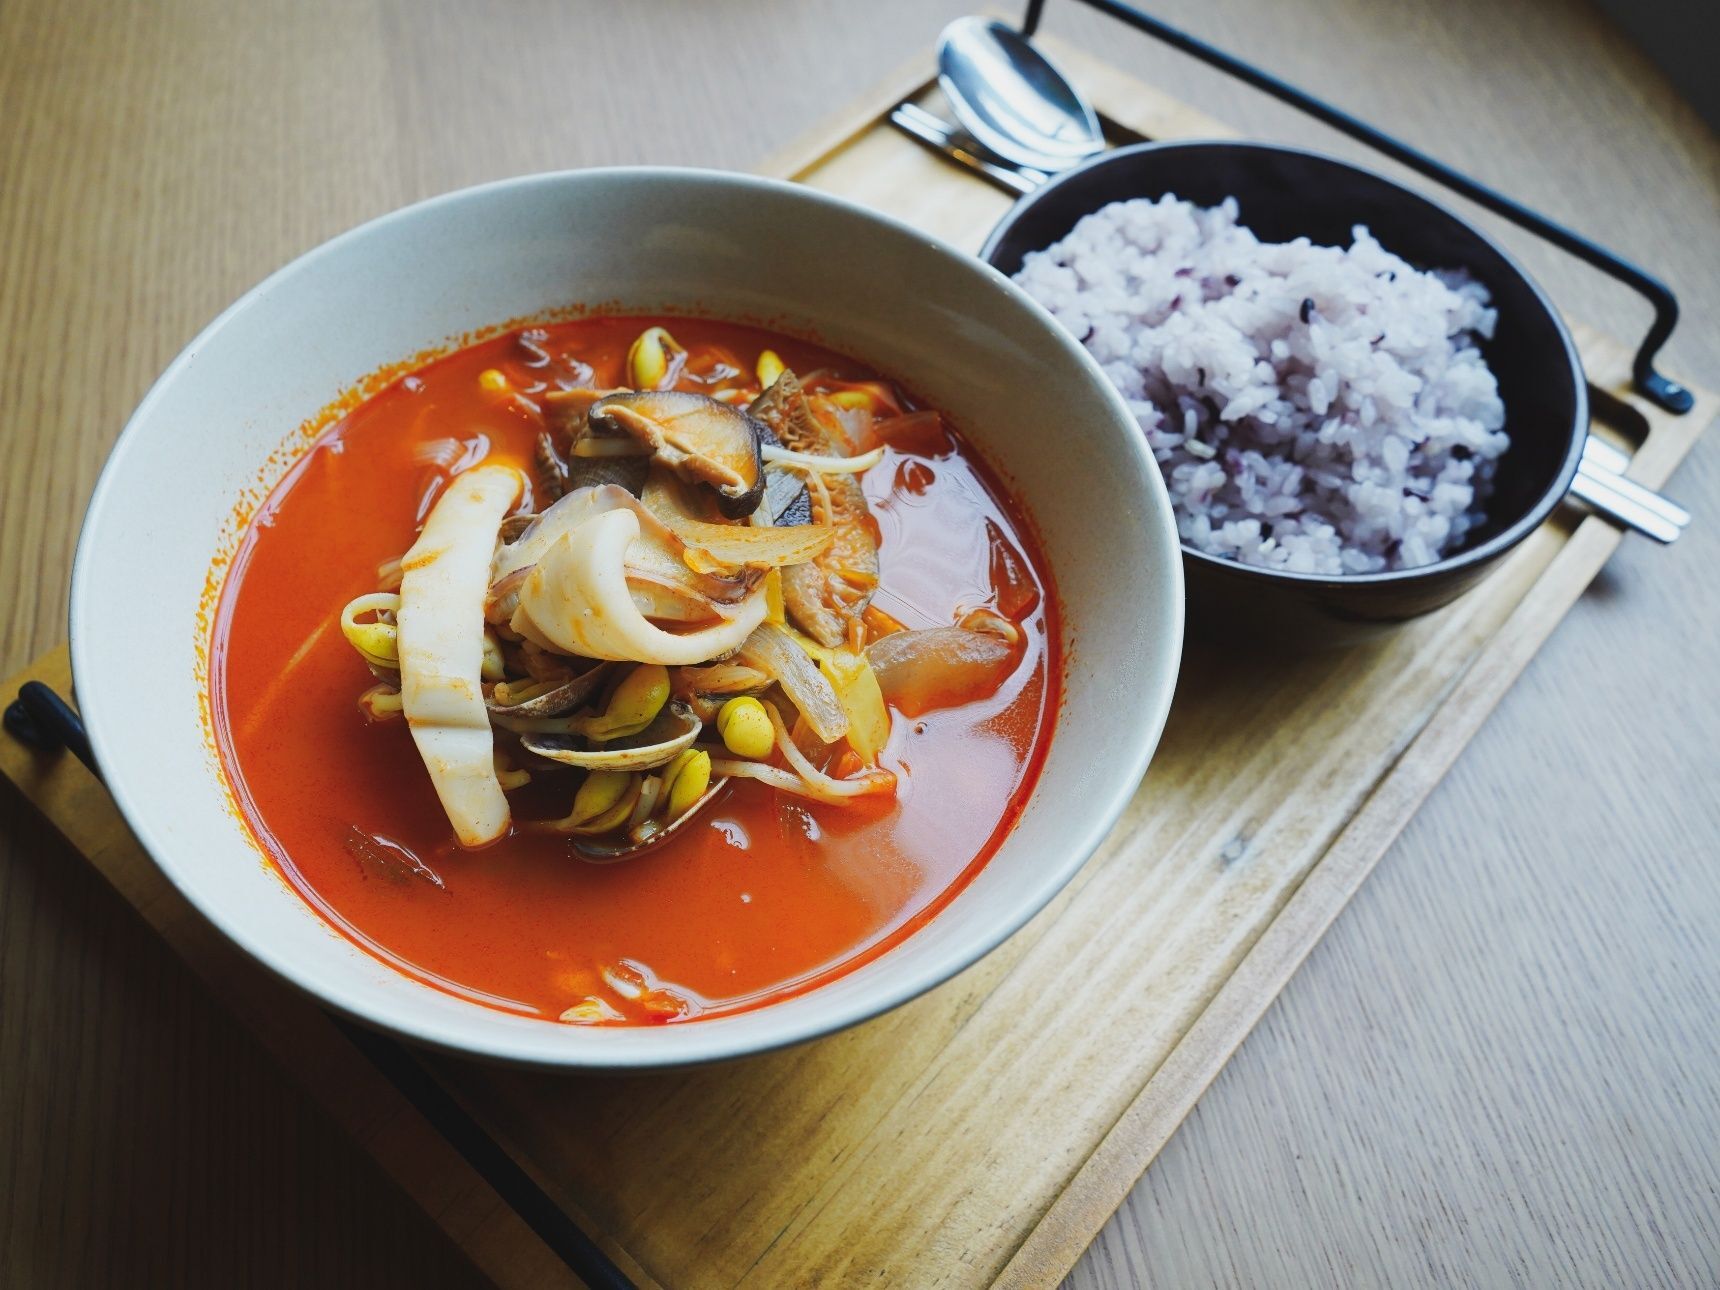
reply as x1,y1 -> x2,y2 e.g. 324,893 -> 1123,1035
937,17 -> 1104,174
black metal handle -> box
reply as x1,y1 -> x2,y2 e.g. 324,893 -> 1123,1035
336,1017 -> 637,1289
1021,0 -> 1694,413
5,681 -> 98,775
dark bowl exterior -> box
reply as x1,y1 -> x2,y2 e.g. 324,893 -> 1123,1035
981,141 -> 1588,647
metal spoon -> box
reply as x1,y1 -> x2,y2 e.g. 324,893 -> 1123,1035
936,16 -> 1104,176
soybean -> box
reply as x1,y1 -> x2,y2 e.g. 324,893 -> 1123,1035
717,696 -> 774,760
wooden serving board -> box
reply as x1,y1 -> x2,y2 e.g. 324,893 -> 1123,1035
2,37 -> 1713,1290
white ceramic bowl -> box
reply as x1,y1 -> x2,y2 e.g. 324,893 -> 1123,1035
71,168 -> 1183,1069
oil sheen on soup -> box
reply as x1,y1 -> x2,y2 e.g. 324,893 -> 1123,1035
212,317 -> 1059,1025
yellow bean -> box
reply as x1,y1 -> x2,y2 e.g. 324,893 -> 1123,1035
716,696 -> 774,760
478,368 -> 509,392
665,750 -> 712,818
601,664 -> 670,738
578,793 -> 638,835
756,349 -> 785,389
571,770 -> 632,825
660,748 -> 697,790
339,592 -> 402,669
626,326 -> 684,390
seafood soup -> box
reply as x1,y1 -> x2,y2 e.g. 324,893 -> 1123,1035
212,317 -> 1059,1025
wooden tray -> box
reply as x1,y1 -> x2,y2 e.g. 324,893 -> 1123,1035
3,36 -> 1712,1290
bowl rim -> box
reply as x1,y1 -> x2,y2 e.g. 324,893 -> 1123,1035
69,164 -> 1185,1069
979,137 -> 1590,590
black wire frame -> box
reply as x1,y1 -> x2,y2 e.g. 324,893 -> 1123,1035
3,682 -> 637,1290
1019,0 -> 1694,414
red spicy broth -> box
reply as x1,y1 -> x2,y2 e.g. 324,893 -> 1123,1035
211,316 -> 1059,1024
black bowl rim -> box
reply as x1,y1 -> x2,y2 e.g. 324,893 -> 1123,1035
980,138 -> 1589,590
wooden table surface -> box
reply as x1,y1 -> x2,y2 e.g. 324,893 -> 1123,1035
2,0 -> 1715,1285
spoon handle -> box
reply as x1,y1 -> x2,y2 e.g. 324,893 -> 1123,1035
887,103 -> 1046,196
1569,471 -> 1682,544
1579,437 -> 1690,528
1569,442 -> 1689,543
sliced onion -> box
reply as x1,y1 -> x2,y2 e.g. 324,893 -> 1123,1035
821,647 -> 890,764
624,570 -> 735,624
866,626 -> 1019,719
493,486 -> 634,582
736,622 -> 848,743
484,565 -> 532,625
680,524 -> 835,576
642,467 -> 833,574
958,606 -> 1023,645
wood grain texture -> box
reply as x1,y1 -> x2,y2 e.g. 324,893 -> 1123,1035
0,650 -> 624,1290
0,0 -> 1715,1288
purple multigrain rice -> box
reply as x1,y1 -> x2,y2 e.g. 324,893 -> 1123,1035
1013,195 -> 1509,574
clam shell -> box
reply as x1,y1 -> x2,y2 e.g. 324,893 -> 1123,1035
519,700 -> 702,771
485,661 -> 615,718
573,776 -> 731,863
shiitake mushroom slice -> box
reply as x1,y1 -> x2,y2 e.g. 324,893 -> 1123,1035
588,391 -> 765,518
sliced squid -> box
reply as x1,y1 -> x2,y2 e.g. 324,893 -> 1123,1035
515,508 -> 767,664
493,486 -> 633,581
398,463 -> 523,847
492,485 -> 753,629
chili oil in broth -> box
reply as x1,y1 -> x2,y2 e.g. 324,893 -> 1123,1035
212,317 -> 1058,1024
